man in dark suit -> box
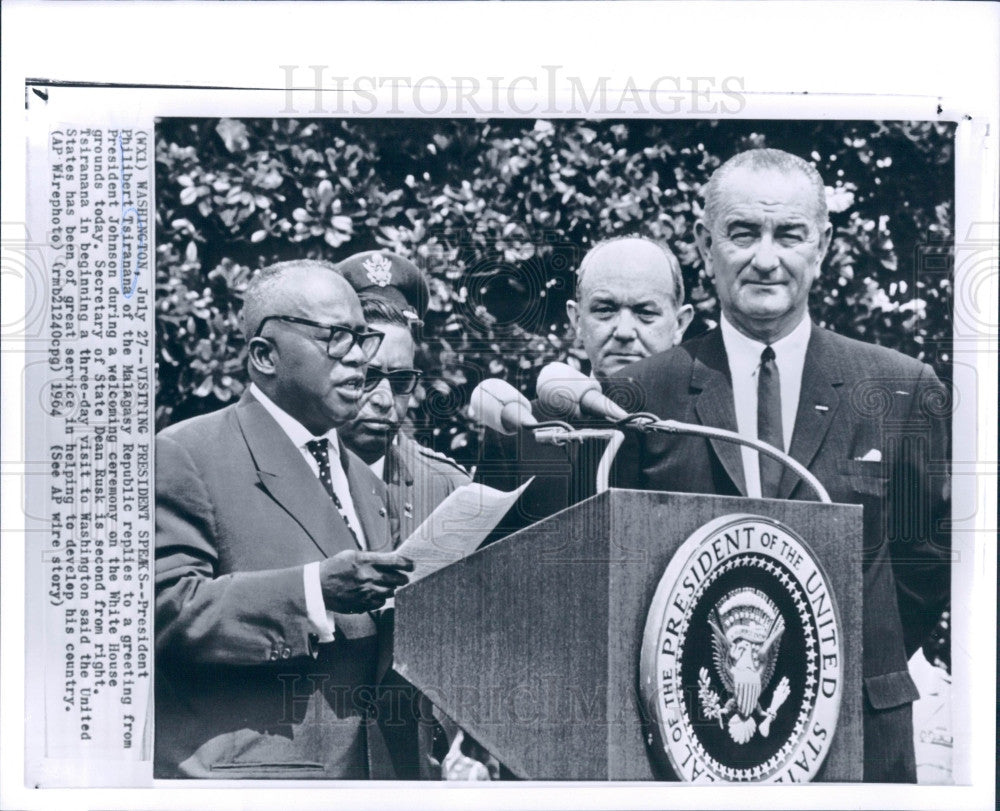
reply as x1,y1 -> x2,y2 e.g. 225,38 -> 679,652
154,259 -> 413,779
613,148 -> 950,782
477,236 -> 693,540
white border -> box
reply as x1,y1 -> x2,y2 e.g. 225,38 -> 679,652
2,2 -> 997,810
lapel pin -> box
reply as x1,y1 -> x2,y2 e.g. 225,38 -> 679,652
814,404 -> 829,412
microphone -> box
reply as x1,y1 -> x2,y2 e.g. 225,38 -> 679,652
536,362 -> 629,423
468,378 -> 538,435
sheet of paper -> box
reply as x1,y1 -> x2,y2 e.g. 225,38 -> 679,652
396,478 -> 533,584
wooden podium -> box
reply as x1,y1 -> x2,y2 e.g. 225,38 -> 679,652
394,489 -> 863,781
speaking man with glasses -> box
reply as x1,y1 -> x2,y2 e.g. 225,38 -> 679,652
154,259 -> 414,779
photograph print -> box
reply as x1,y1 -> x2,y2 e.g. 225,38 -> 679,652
152,117 -> 954,783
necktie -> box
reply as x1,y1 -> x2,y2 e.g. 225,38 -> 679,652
757,345 -> 784,498
305,438 -> 361,546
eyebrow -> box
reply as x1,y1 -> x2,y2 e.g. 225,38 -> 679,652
588,294 -> 665,309
725,219 -> 761,231
725,218 -> 811,231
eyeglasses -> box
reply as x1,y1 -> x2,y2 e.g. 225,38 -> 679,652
255,315 -> 384,362
363,366 -> 422,396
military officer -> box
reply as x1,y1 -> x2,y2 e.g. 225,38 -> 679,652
335,249 -> 472,779
336,250 -> 472,539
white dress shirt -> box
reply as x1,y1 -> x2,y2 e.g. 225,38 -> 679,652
719,314 -> 812,499
369,454 -> 386,480
249,384 -> 368,643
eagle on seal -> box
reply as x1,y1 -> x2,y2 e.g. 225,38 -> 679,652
707,587 -> 786,741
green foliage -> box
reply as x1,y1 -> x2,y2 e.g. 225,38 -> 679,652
155,118 -> 955,464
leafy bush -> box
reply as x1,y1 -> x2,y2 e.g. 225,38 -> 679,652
155,117 -> 955,464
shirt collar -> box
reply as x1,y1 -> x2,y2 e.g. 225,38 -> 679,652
719,312 -> 812,369
248,383 -> 340,456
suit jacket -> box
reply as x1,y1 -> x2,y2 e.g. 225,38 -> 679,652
154,391 -> 393,779
613,325 -> 951,782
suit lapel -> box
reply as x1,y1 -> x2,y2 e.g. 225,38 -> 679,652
235,393 -> 357,559
341,439 -> 392,553
691,331 -> 747,496
778,325 -> 843,499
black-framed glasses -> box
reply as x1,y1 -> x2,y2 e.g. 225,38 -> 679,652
363,366 -> 422,396
255,315 -> 384,362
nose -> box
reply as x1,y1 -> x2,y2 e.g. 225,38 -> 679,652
611,310 -> 639,341
752,234 -> 780,273
367,378 -> 394,411
341,337 -> 369,367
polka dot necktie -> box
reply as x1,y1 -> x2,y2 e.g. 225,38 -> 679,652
305,438 -> 361,546
757,345 -> 784,499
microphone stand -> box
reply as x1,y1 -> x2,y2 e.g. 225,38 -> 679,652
530,423 -> 626,496
621,414 -> 832,504
525,413 -> 832,504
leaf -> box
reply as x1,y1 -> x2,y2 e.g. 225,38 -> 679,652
179,186 -> 200,206
215,118 -> 250,153
316,179 -> 335,208
193,376 -> 214,397
331,215 -> 353,232
324,230 -> 350,248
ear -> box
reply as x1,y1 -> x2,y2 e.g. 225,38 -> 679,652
565,298 -> 580,332
810,220 -> 833,286
818,220 -> 833,261
247,336 -> 278,378
694,220 -> 714,277
672,303 -> 695,345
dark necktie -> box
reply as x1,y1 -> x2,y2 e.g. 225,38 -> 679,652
757,345 -> 784,498
305,438 -> 361,546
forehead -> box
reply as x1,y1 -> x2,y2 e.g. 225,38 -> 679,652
714,167 -> 822,225
580,243 -> 677,303
371,323 -> 415,366
280,268 -> 364,326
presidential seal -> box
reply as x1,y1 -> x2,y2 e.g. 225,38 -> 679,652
639,514 -> 843,783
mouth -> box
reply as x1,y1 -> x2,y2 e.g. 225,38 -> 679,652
604,352 -> 644,364
743,280 -> 786,288
357,418 -> 396,433
334,376 -> 365,400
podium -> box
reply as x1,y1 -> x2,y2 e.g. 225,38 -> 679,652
394,489 -> 863,782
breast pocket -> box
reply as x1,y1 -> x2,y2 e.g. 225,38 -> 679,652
837,459 -> 889,558
837,458 -> 888,497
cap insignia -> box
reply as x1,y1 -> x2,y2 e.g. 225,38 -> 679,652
362,254 -> 393,287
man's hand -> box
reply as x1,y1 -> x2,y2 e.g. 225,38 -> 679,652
441,730 -> 498,781
319,550 -> 413,613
